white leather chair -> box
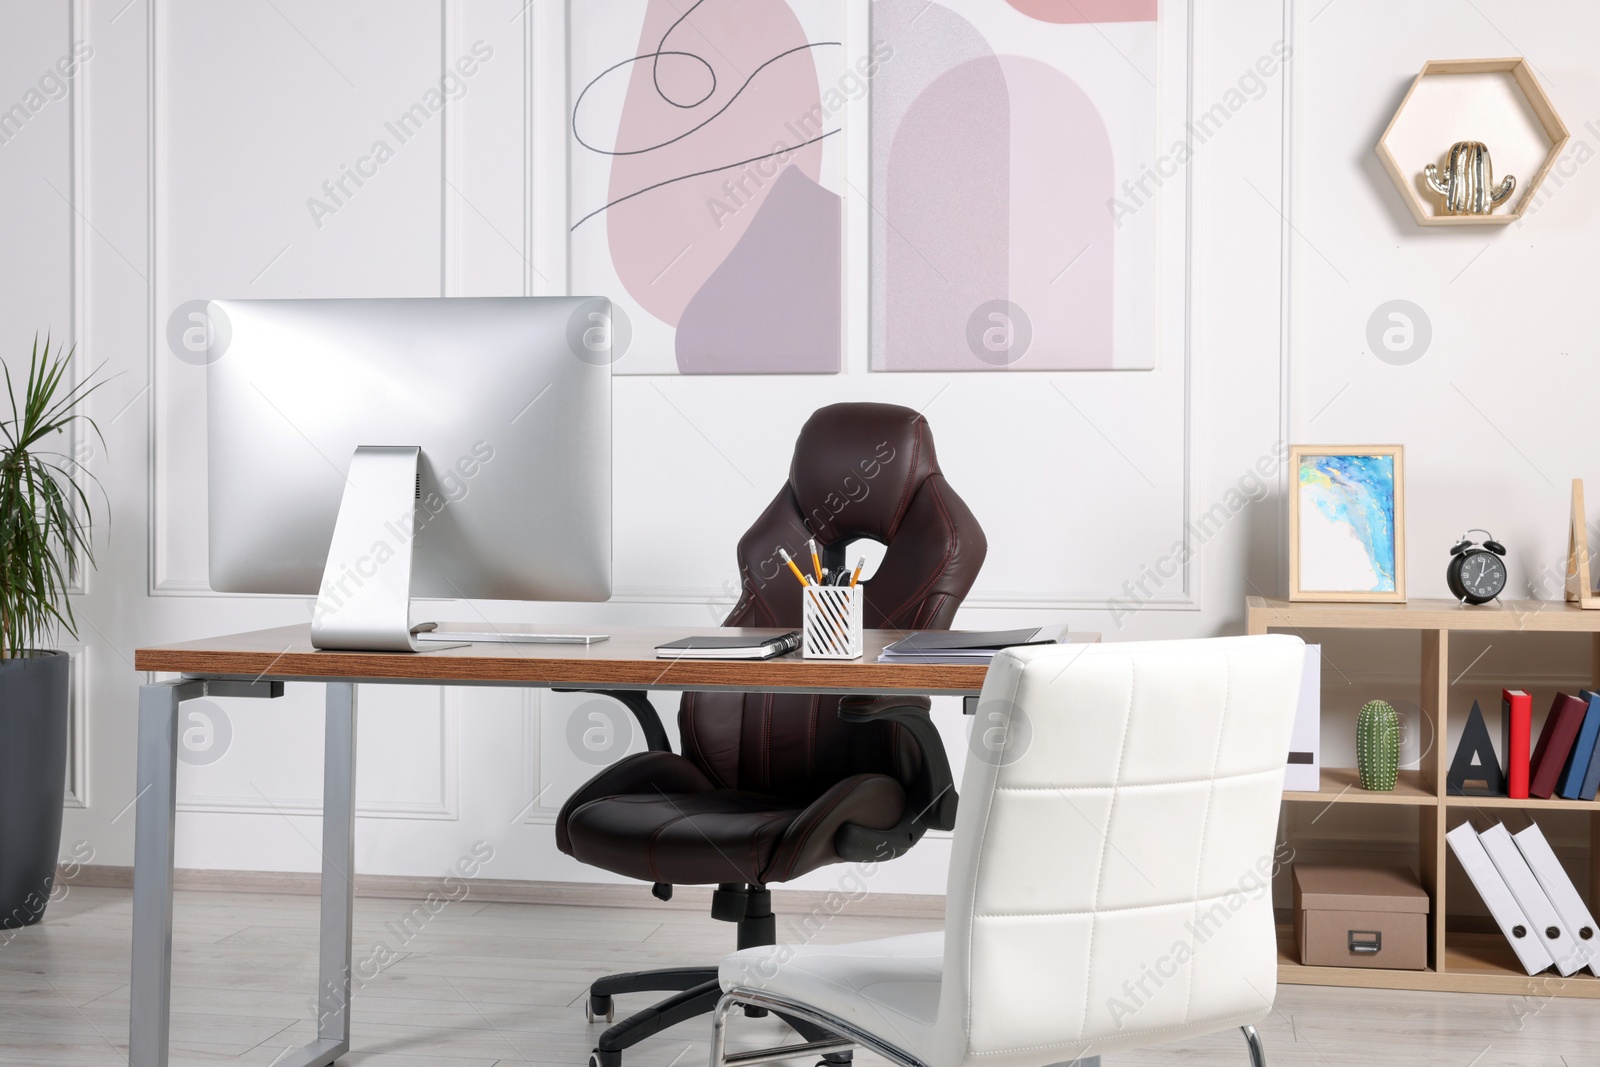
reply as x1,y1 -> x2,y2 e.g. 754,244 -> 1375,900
710,635 -> 1305,1067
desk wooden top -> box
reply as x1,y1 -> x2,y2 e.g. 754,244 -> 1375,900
134,624 -> 1048,695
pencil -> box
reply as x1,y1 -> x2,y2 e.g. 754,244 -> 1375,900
849,556 -> 865,588
778,548 -> 812,587
808,538 -> 823,582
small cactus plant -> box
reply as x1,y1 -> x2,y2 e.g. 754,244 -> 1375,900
1358,700 -> 1401,791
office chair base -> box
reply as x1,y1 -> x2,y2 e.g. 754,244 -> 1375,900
580,887 -> 776,1063
592,978 -> 722,1062
713,989 -> 922,1067
714,990 -> 1265,1067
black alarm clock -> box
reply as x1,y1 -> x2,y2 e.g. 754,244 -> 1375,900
1447,529 -> 1507,605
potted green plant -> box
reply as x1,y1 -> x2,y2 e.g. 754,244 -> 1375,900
0,337 -> 101,929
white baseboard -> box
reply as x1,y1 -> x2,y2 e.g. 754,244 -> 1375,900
59,864 -> 947,920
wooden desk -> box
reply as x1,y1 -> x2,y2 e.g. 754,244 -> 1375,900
133,624 -> 994,695
126,624 -> 1030,1067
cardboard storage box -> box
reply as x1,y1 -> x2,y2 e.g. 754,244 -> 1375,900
1294,865 -> 1430,970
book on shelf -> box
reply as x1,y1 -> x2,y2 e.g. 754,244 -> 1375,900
1579,719 -> 1600,803
1530,693 -> 1589,800
1446,823 -> 1554,977
1512,822 -> 1600,976
1480,822 -> 1585,977
1556,690 -> 1600,800
1502,689 -> 1532,800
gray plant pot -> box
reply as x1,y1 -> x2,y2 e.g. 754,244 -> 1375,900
0,650 -> 70,929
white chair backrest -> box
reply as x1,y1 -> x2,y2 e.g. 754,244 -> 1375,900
933,635 -> 1305,1065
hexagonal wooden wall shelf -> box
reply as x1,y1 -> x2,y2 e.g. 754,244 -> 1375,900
1377,58 -> 1569,226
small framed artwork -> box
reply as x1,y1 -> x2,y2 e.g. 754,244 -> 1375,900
1289,445 -> 1406,603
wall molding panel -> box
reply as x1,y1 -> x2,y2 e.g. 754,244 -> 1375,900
177,687 -> 461,820
63,643 -> 89,809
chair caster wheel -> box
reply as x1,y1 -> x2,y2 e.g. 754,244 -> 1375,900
742,1004 -> 769,1018
585,995 -> 614,1024
589,1050 -> 621,1067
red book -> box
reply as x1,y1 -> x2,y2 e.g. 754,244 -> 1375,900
1530,693 -> 1589,799
1501,689 -> 1532,799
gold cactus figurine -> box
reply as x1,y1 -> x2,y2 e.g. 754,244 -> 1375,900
1424,141 -> 1516,215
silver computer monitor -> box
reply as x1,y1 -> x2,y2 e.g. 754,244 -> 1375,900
206,296 -> 612,651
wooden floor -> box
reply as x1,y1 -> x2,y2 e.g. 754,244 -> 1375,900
3,886 -> 1599,1066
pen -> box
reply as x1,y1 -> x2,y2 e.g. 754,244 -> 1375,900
778,548 -> 813,587
849,556 -> 865,588
808,538 -> 823,583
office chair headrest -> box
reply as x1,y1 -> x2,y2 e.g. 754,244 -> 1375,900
789,402 -> 941,546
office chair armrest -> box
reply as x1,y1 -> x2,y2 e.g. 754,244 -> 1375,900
834,697 -> 959,863
555,689 -> 672,753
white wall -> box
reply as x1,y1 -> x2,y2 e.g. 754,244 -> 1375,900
4,0 -> 1597,896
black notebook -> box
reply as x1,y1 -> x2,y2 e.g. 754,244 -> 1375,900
655,631 -> 801,660
877,626 -> 1067,664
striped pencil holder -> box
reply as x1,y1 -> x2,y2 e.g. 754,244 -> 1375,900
802,585 -> 863,660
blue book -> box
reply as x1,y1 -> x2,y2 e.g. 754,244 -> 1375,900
1557,690 -> 1600,799
1580,715 -> 1600,802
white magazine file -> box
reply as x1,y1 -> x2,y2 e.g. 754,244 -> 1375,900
1285,643 -> 1320,792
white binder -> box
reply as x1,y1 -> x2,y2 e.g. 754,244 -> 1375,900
1446,823 -> 1553,976
1513,822 -> 1600,975
1480,823 -> 1585,976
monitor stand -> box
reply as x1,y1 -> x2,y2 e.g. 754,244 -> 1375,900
310,445 -> 466,653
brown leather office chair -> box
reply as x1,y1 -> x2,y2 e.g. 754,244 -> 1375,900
557,403 -> 986,1067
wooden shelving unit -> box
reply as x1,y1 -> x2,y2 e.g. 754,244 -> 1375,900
1249,596 -> 1600,999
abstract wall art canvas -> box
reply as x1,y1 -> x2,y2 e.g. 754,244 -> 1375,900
1290,446 -> 1407,603
569,0 -> 847,375
869,0 -> 1179,372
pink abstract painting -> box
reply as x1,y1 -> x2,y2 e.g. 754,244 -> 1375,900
1005,0 -> 1158,24
870,0 -> 1162,371
569,0 -> 846,375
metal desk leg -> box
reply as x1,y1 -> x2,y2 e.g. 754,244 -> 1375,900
128,679 -> 351,1067
317,681 -> 358,1051
259,682 -> 359,1067
129,679 -> 203,1067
